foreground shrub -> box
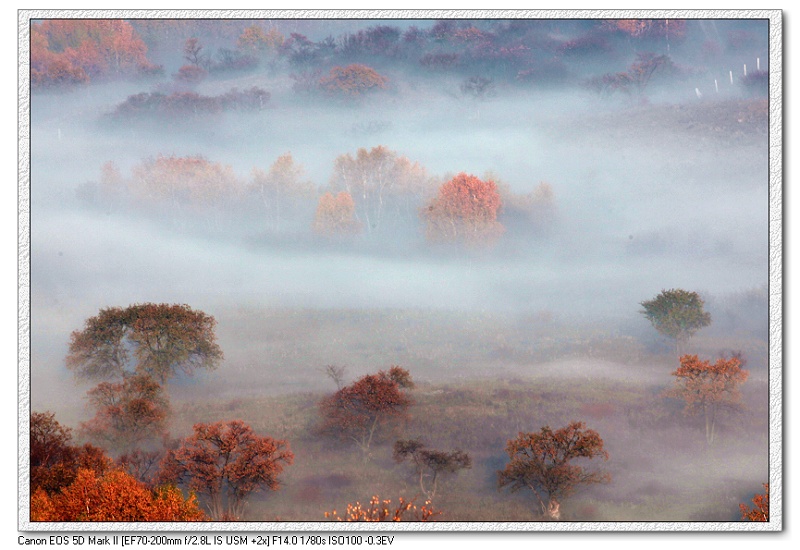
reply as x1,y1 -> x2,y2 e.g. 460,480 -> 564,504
325,495 -> 440,521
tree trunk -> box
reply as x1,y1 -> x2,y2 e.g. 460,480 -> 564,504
545,498 -> 561,520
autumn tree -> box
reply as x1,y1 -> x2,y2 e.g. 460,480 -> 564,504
249,152 -> 315,232
312,192 -> 361,236
640,289 -> 711,357
665,354 -> 749,445
237,25 -> 284,57
66,303 -> 223,384
393,439 -> 472,500
183,37 -> 208,68
497,421 -> 610,520
159,420 -> 294,520
318,366 -> 414,456
740,483 -> 769,522
30,411 -> 112,496
328,146 -> 432,234
325,495 -> 440,522
422,172 -> 504,245
318,64 -> 388,97
31,468 -> 205,522
80,373 -> 170,452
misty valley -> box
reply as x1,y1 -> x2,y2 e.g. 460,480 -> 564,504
28,17 -> 771,524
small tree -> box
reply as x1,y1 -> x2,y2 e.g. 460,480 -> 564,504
498,421 -> 610,520
318,64 -> 388,97
640,289 -> 711,357
66,303 -> 223,384
318,366 -> 413,456
740,483 -> 769,522
159,420 -> 294,520
325,495 -> 440,522
422,172 -> 504,245
393,439 -> 472,500
80,373 -> 170,452
312,192 -> 361,236
665,354 -> 749,445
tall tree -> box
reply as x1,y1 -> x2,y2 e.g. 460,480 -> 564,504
665,354 -> 749,445
498,421 -> 610,520
640,289 -> 711,357
422,172 -> 504,245
159,420 -> 294,520
318,366 -> 413,457
740,483 -> 769,522
66,303 -> 223,384
249,152 -> 315,232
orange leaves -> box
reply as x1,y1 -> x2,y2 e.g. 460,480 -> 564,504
313,192 -> 362,236
159,420 -> 294,520
318,64 -> 388,97
31,468 -> 205,522
498,421 -> 609,520
740,484 -> 769,522
325,495 -> 440,522
422,173 -> 505,245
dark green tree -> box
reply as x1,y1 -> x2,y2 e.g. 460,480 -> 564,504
640,289 -> 711,357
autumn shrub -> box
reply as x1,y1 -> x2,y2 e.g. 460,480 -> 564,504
740,483 -> 768,521
175,64 -> 208,84
31,468 -> 205,522
325,495 -> 441,521
422,172 -> 505,245
111,88 -> 270,120
312,192 -> 362,237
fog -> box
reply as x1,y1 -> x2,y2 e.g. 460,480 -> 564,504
26,17 -> 771,522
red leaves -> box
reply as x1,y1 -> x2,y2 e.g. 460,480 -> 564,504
159,420 -> 294,520
498,421 -> 609,520
740,483 -> 769,522
325,495 -> 440,522
423,173 -> 505,245
313,192 -> 362,236
318,367 -> 413,453
318,64 -> 388,97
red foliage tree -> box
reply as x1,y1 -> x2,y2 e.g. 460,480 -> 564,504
30,411 -> 112,496
740,483 -> 769,522
80,373 -> 170,452
422,172 -> 504,245
66,303 -> 223,384
318,64 -> 388,97
318,367 -> 413,456
497,421 -> 610,520
325,495 -> 440,522
31,468 -> 205,522
159,420 -> 294,520
665,355 -> 749,445
312,192 -> 361,236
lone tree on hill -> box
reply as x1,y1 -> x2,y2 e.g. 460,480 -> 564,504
393,439 -> 472,500
640,289 -> 711,357
318,366 -> 414,457
665,354 -> 749,445
66,303 -> 223,384
497,421 -> 610,521
159,420 -> 294,520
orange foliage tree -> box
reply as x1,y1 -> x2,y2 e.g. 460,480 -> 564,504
312,192 -> 361,236
318,64 -> 388,97
422,172 -> 504,245
318,366 -> 414,456
250,152 -> 315,232
128,155 -> 242,212
665,354 -> 749,445
325,495 -> 440,522
159,420 -> 294,520
740,483 -> 769,522
31,468 -> 205,522
393,439 -> 472,501
237,25 -> 284,56
497,421 -> 610,520
31,20 -> 157,88
80,373 -> 170,452
329,146 -> 432,234
30,411 -> 112,496
66,303 -> 223,384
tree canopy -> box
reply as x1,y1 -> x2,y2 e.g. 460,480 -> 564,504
640,289 -> 711,356
66,303 -> 223,384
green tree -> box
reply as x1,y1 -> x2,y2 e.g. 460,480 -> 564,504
66,303 -> 223,384
640,289 -> 711,357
